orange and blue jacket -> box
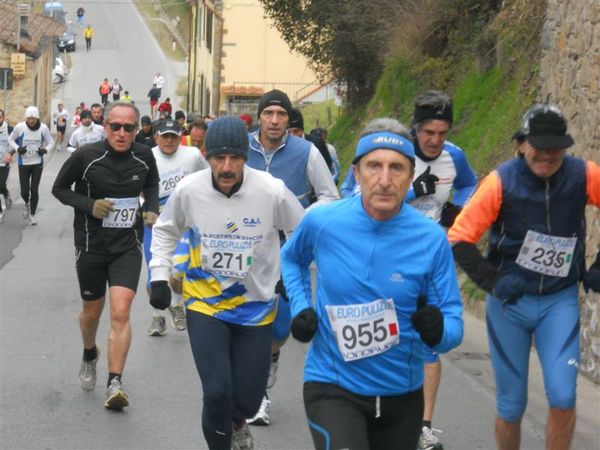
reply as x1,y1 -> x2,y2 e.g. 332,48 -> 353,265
448,155 -> 600,295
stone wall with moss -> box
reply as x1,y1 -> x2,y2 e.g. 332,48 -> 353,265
539,0 -> 600,383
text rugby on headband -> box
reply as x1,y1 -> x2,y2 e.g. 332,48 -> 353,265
353,131 -> 415,164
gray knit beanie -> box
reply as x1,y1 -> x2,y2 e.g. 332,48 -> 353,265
204,116 -> 249,160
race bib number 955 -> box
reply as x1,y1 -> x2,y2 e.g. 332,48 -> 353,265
102,197 -> 139,228
327,298 -> 399,362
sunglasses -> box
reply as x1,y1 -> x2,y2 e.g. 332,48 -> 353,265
107,122 -> 136,132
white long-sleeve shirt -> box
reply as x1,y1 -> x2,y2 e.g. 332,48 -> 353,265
67,123 -> 105,153
9,121 -> 54,166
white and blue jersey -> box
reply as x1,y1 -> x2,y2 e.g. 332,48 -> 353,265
8,121 -> 54,166
281,196 -> 463,396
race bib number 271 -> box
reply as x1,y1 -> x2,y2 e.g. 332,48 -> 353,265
327,298 -> 399,362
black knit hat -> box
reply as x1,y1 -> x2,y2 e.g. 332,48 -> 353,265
288,108 -> 304,130
257,89 -> 292,118
205,116 -> 249,160
413,102 -> 453,124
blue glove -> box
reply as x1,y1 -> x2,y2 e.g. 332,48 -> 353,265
493,274 -> 528,304
583,268 -> 600,293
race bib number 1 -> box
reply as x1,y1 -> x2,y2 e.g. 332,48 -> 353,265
102,197 -> 139,228
516,230 -> 577,278
327,298 -> 399,362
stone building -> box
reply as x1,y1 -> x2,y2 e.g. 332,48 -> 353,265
539,0 -> 600,383
0,2 -> 64,125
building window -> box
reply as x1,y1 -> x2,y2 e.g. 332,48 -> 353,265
196,4 -> 203,44
205,8 -> 213,53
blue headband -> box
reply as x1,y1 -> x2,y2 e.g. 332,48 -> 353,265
353,131 -> 415,163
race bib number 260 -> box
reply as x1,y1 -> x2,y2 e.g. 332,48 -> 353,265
327,298 -> 399,362
102,197 -> 139,228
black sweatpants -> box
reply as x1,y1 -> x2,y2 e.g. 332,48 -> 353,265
0,165 -> 9,212
304,382 -> 424,450
186,310 -> 272,450
18,163 -> 43,214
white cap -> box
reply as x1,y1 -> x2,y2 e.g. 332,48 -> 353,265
25,106 -> 40,119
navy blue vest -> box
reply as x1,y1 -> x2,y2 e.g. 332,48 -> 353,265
488,156 -> 587,294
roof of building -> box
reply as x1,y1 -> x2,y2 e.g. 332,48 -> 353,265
0,3 -> 64,56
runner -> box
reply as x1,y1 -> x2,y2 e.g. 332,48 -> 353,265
52,102 -> 159,411
90,103 -> 104,126
67,109 -> 105,153
76,6 -> 85,27
52,102 -> 70,151
0,109 -> 14,222
144,119 -> 207,336
181,119 -> 207,155
83,24 -> 94,51
149,116 -> 305,450
281,118 -> 463,450
135,115 -> 156,149
121,91 -> 133,103
153,72 -> 165,97
99,79 -> 112,107
147,84 -> 161,120
8,106 -> 54,225
448,103 -> 600,450
71,106 -> 82,129
112,79 -> 123,102
246,90 -> 339,426
157,97 -> 173,118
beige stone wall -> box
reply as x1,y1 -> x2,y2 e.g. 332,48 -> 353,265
539,0 -> 600,383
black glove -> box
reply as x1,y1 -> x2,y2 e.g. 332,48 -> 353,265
149,280 -> 171,310
440,202 -> 462,228
291,308 -> 318,343
492,274 -> 528,304
37,148 -> 48,156
412,166 -> 439,197
275,278 -> 287,301
411,295 -> 443,347
17,146 -> 27,155
583,265 -> 600,293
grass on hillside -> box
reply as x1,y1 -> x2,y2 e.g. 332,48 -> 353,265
132,0 -> 187,62
300,100 -> 340,134
159,0 -> 191,47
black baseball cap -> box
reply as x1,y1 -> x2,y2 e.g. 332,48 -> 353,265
157,120 -> 181,136
512,103 -> 574,149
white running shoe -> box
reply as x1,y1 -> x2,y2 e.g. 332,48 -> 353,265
0,211 -> 5,223
29,214 -> 37,225
247,395 -> 270,426
5,192 -> 12,209
22,203 -> 30,221
104,378 -> 129,410
168,304 -> 187,331
79,348 -> 100,391
417,426 -> 443,450
267,358 -> 279,389
231,421 -> 254,450
148,315 -> 167,336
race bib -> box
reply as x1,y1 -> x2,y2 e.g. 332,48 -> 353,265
327,298 -> 399,362
201,236 -> 255,278
159,167 -> 185,198
516,230 -> 577,278
102,197 -> 139,228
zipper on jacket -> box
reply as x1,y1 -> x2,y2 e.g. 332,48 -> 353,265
539,180 -> 551,294
375,396 -> 381,418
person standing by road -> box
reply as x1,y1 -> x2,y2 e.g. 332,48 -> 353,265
52,102 -> 70,151
144,119 -> 207,337
67,109 -> 105,153
448,103 -> 600,450
246,90 -> 339,426
0,109 -> 14,222
83,24 -> 94,51
149,116 -> 305,450
8,106 -> 54,226
76,6 -> 85,27
281,118 -> 463,450
52,102 -> 160,411
99,79 -> 112,107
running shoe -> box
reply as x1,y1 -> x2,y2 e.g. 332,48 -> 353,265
247,395 -> 270,426
79,348 -> 100,391
168,304 -> 187,331
0,196 -> 5,211
148,316 -> 167,336
231,421 -> 254,450
104,378 -> 129,410
29,214 -> 37,225
267,358 -> 279,389
22,203 -> 30,221
0,211 -> 5,223
5,192 -> 12,209
417,426 -> 444,450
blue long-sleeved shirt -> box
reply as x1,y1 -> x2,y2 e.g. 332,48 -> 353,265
281,196 -> 463,396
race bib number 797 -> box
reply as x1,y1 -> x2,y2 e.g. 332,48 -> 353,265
102,197 -> 139,228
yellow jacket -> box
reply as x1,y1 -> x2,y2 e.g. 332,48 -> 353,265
83,27 -> 94,39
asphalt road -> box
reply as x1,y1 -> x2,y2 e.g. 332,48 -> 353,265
0,1 -> 598,449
